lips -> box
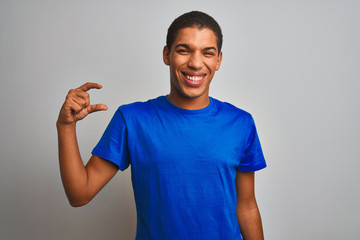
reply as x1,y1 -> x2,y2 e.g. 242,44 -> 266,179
182,72 -> 206,86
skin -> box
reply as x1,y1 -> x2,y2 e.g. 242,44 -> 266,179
236,171 -> 265,240
163,27 -> 222,110
57,83 -> 118,206
57,27 -> 264,239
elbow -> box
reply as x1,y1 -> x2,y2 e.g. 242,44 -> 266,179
63,186 -> 93,207
67,194 -> 91,207
69,198 -> 90,207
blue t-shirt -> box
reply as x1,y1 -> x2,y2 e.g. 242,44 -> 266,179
92,96 -> 266,240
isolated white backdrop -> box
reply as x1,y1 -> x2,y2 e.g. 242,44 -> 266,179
1,0 -> 359,239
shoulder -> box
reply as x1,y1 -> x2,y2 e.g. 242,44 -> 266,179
211,97 -> 253,122
116,96 -> 165,117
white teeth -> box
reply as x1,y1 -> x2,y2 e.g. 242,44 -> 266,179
186,75 -> 203,81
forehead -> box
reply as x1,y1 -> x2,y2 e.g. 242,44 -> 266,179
173,27 -> 218,49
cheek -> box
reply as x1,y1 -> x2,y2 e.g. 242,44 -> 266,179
209,63 -> 219,73
205,58 -> 220,71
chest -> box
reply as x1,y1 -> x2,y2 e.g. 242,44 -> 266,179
126,113 -> 247,174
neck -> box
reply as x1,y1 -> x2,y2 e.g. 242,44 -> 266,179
167,92 -> 210,110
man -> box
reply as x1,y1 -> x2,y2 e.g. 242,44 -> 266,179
57,11 -> 266,240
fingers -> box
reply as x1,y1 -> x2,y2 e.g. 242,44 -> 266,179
66,89 -> 89,112
70,82 -> 102,111
60,83 -> 106,123
72,90 -> 90,108
77,82 -> 102,92
71,104 -> 108,122
67,83 -> 101,111
87,104 -> 108,114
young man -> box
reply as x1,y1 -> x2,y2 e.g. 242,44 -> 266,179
57,11 -> 266,240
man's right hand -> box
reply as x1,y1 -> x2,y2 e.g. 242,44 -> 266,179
56,82 -> 117,207
57,82 -> 108,126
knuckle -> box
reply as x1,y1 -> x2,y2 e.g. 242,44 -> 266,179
67,89 -> 75,96
65,94 -> 72,101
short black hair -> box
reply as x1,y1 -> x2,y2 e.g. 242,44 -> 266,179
166,11 -> 223,54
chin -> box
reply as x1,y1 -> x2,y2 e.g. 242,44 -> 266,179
181,89 -> 208,99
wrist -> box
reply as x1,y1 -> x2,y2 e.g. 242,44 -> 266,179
56,121 -> 76,132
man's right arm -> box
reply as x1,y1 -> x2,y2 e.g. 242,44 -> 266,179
56,82 -> 118,207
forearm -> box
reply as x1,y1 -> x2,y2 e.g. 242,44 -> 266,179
57,122 -> 90,206
237,202 -> 264,240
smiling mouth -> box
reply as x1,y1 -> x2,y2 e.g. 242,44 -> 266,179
182,72 -> 206,83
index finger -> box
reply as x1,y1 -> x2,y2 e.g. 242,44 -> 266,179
77,82 -> 103,92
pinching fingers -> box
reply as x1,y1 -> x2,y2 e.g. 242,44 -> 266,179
87,104 -> 108,114
77,82 -> 102,92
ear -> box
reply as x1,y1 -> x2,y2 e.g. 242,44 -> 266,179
163,46 -> 170,66
215,51 -> 223,71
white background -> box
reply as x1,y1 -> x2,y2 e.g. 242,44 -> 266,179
1,0 -> 359,239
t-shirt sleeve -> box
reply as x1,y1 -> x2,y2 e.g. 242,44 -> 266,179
91,108 -> 130,171
237,116 -> 267,172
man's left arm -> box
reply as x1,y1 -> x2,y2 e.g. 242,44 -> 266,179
236,170 -> 264,240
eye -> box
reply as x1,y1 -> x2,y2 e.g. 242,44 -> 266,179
204,51 -> 215,56
176,49 -> 189,54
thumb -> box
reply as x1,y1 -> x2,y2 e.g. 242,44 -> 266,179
87,104 -> 108,114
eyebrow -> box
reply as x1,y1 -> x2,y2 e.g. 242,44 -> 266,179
175,44 -> 190,49
204,47 -> 217,51
175,44 -> 217,51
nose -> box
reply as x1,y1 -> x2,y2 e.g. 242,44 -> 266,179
188,52 -> 203,70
